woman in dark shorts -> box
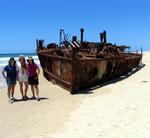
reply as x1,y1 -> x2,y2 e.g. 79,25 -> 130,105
2,58 -> 17,103
27,56 -> 40,101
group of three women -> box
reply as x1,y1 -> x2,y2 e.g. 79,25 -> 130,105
2,55 -> 40,103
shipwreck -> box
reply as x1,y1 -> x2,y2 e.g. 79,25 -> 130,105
36,28 -> 142,94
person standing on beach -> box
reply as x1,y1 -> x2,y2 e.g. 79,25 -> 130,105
18,55 -> 29,100
2,58 -> 17,103
27,56 -> 40,101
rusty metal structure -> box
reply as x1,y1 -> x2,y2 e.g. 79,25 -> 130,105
36,28 -> 142,94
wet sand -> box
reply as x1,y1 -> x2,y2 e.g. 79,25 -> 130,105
0,52 -> 150,138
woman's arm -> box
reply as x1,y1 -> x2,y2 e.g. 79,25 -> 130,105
37,67 -> 40,77
2,70 -> 6,79
16,64 -> 19,81
16,70 -> 19,81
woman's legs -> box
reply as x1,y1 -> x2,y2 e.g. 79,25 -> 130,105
30,85 -> 40,100
7,85 -> 11,99
11,84 -> 16,98
31,85 -> 35,98
35,85 -> 40,101
19,81 -> 29,100
34,85 -> 39,97
8,84 -> 15,103
19,82 -> 24,99
24,81 -> 28,98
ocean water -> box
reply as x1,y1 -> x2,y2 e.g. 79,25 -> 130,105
0,53 -> 40,89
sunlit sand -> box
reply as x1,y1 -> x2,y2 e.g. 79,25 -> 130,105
0,52 -> 150,138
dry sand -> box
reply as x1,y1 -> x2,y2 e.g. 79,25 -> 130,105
0,52 -> 150,138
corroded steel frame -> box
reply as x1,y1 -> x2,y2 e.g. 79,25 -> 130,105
37,51 -> 142,93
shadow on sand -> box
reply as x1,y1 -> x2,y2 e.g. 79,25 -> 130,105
13,97 -> 49,103
75,64 -> 146,95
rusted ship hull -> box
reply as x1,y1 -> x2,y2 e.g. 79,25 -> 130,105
36,28 -> 142,93
37,51 -> 142,93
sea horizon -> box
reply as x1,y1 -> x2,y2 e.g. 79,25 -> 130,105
0,52 -> 37,57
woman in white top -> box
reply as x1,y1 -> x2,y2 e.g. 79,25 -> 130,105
17,55 -> 29,100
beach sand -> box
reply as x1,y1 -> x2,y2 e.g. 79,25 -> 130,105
0,52 -> 150,138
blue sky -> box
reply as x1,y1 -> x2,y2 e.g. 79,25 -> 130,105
0,0 -> 150,53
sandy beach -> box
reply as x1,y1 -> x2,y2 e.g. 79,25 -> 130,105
0,52 -> 150,138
